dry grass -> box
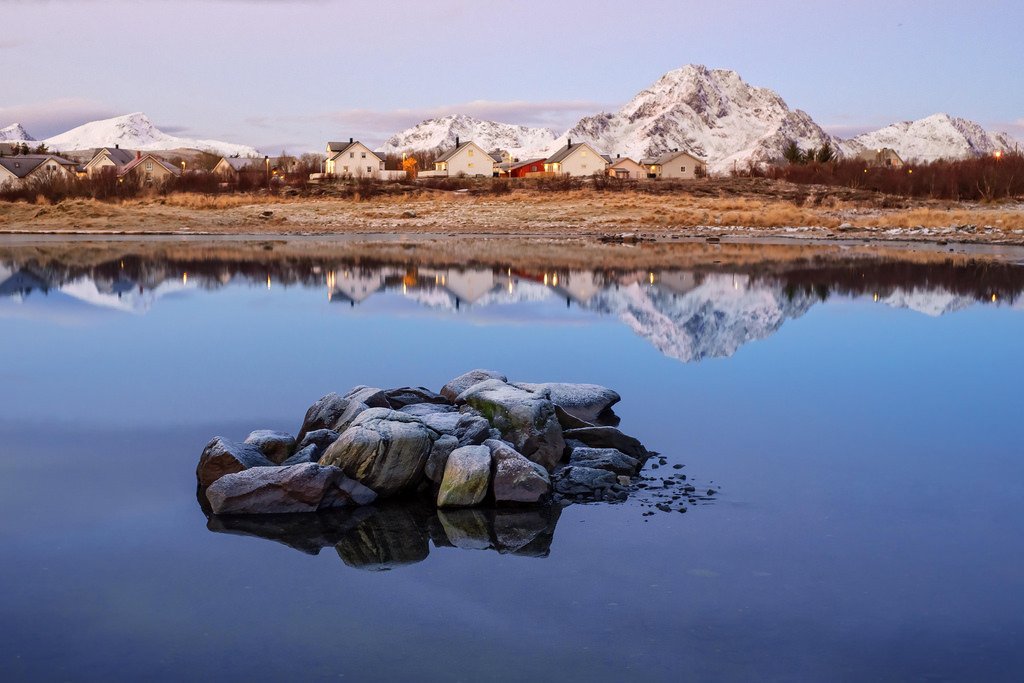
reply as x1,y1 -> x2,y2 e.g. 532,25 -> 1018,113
129,193 -> 297,210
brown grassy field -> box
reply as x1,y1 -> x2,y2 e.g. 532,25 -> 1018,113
1,179 -> 1021,244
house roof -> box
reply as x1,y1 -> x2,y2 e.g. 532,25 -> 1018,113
545,142 -> 604,164
488,152 -> 503,163
92,147 -> 137,166
0,154 -> 77,179
435,140 -> 477,163
220,156 -> 289,171
509,158 -> 545,170
649,149 -> 704,166
326,141 -> 382,163
117,153 -> 181,177
610,156 -> 642,167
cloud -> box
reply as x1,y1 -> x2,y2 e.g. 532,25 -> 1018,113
256,99 -> 608,147
0,99 -> 118,138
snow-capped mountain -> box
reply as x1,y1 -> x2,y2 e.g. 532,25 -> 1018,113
881,287 -> 975,317
556,65 -> 835,174
842,113 -> 1018,163
379,114 -> 557,158
0,123 -> 35,143
38,112 -> 259,156
584,273 -> 816,362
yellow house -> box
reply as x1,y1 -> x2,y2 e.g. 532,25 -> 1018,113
430,138 -> 495,177
0,154 -> 79,188
856,147 -> 904,168
607,156 -> 647,179
83,146 -> 137,176
544,139 -> 608,177
117,152 -> 182,183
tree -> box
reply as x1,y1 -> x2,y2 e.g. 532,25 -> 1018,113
783,140 -> 802,165
33,143 -> 48,154
402,156 -> 418,179
815,142 -> 835,163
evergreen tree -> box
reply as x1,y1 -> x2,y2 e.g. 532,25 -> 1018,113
783,140 -> 802,165
815,142 -> 835,163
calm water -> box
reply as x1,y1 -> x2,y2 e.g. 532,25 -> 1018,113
2,240 -> 1023,682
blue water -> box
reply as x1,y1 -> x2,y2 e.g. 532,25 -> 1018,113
1,243 -> 1022,681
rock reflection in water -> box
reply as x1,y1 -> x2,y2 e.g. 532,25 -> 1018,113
206,502 -> 562,571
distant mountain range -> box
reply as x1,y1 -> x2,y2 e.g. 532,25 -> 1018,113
2,66 -> 1020,168
0,113 -> 258,157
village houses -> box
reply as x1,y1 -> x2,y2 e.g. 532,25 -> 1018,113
641,149 -> 706,179
543,139 -> 608,177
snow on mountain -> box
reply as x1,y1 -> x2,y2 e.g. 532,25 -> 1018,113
0,123 -> 35,142
41,112 -> 259,157
379,114 -> 557,158
584,273 -> 816,362
557,65 -> 835,174
842,113 -> 1018,163
881,287 -> 974,317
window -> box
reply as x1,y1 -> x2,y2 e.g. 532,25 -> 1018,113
146,162 -> 153,171
343,165 -> 349,172
468,149 -> 474,157
366,166 -> 372,173
468,162 -> 474,168
581,150 -> 588,156
350,152 -> 354,158
680,166 -> 686,173
361,152 -> 366,158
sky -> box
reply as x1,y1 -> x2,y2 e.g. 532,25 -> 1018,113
2,0 -> 1022,153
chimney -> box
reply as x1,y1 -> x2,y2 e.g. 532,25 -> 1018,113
617,153 -> 621,158
115,144 -> 119,149
455,136 -> 460,147
349,137 -> 353,143
674,148 -> 679,153
567,138 -> 572,147
136,151 -> 141,159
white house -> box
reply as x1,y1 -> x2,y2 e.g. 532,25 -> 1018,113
325,139 -> 385,178
641,149 -> 706,179
607,156 -> 647,179
425,138 -> 496,177
544,139 -> 608,177
0,154 -> 79,188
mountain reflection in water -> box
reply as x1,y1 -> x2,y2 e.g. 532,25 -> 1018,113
2,244 -> 1021,362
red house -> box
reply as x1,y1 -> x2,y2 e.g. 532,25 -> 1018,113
508,158 -> 546,178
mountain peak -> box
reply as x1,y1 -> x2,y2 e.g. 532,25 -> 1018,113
380,115 -> 557,157
844,112 -> 1015,162
0,122 -> 36,142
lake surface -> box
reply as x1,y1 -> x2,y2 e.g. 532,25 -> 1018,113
2,238 -> 1023,682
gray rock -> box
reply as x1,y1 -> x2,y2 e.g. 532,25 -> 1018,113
385,386 -> 449,409
568,446 -> 640,476
296,393 -> 368,442
561,426 -> 649,460
243,429 -> 296,465
553,404 -> 595,430
440,369 -> 507,403
344,385 -> 391,409
455,413 -> 492,446
205,463 -> 377,514
553,465 -> 618,496
295,428 -> 340,460
457,379 -> 565,471
424,434 -> 459,484
415,411 -> 463,436
437,444 -> 492,507
514,382 -> 620,423
487,439 -> 551,505
400,403 -> 457,417
436,508 -> 492,549
281,443 -> 318,467
319,408 -> 434,497
196,436 -> 275,488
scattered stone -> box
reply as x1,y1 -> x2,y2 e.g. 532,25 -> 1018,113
437,445 -> 492,508
487,439 -> 551,504
197,436 -> 275,488
206,463 -> 377,515
319,408 -> 435,497
457,379 -> 564,470
244,429 -> 296,465
440,368 -> 507,403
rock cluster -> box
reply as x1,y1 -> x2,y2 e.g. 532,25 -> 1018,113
197,369 -> 654,515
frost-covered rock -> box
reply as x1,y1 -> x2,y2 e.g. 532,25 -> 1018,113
457,379 -> 565,470
568,446 -> 640,476
440,368 -> 507,403
196,436 -> 275,488
318,408 -> 435,497
424,434 -> 460,484
296,393 -> 367,443
343,385 -> 390,409
437,445 -> 492,508
553,465 -> 619,497
513,382 -> 620,423
294,429 -> 340,460
205,463 -> 376,515
384,386 -> 449,410
562,426 -> 649,460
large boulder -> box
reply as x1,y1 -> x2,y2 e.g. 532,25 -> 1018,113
294,429 -> 340,460
385,386 -> 449,410
424,434 -> 459,484
440,369 -> 507,403
344,385 -> 391,409
513,382 -> 620,423
296,393 -> 368,442
400,403 -> 457,417
319,408 -> 435,497
561,426 -> 649,460
457,379 -> 565,471
568,446 -> 640,476
455,413 -> 494,446
243,430 -> 296,465
486,439 -> 551,505
280,444 -> 318,467
437,445 -> 492,508
553,465 -> 619,497
205,463 -> 377,515
197,436 -> 275,488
